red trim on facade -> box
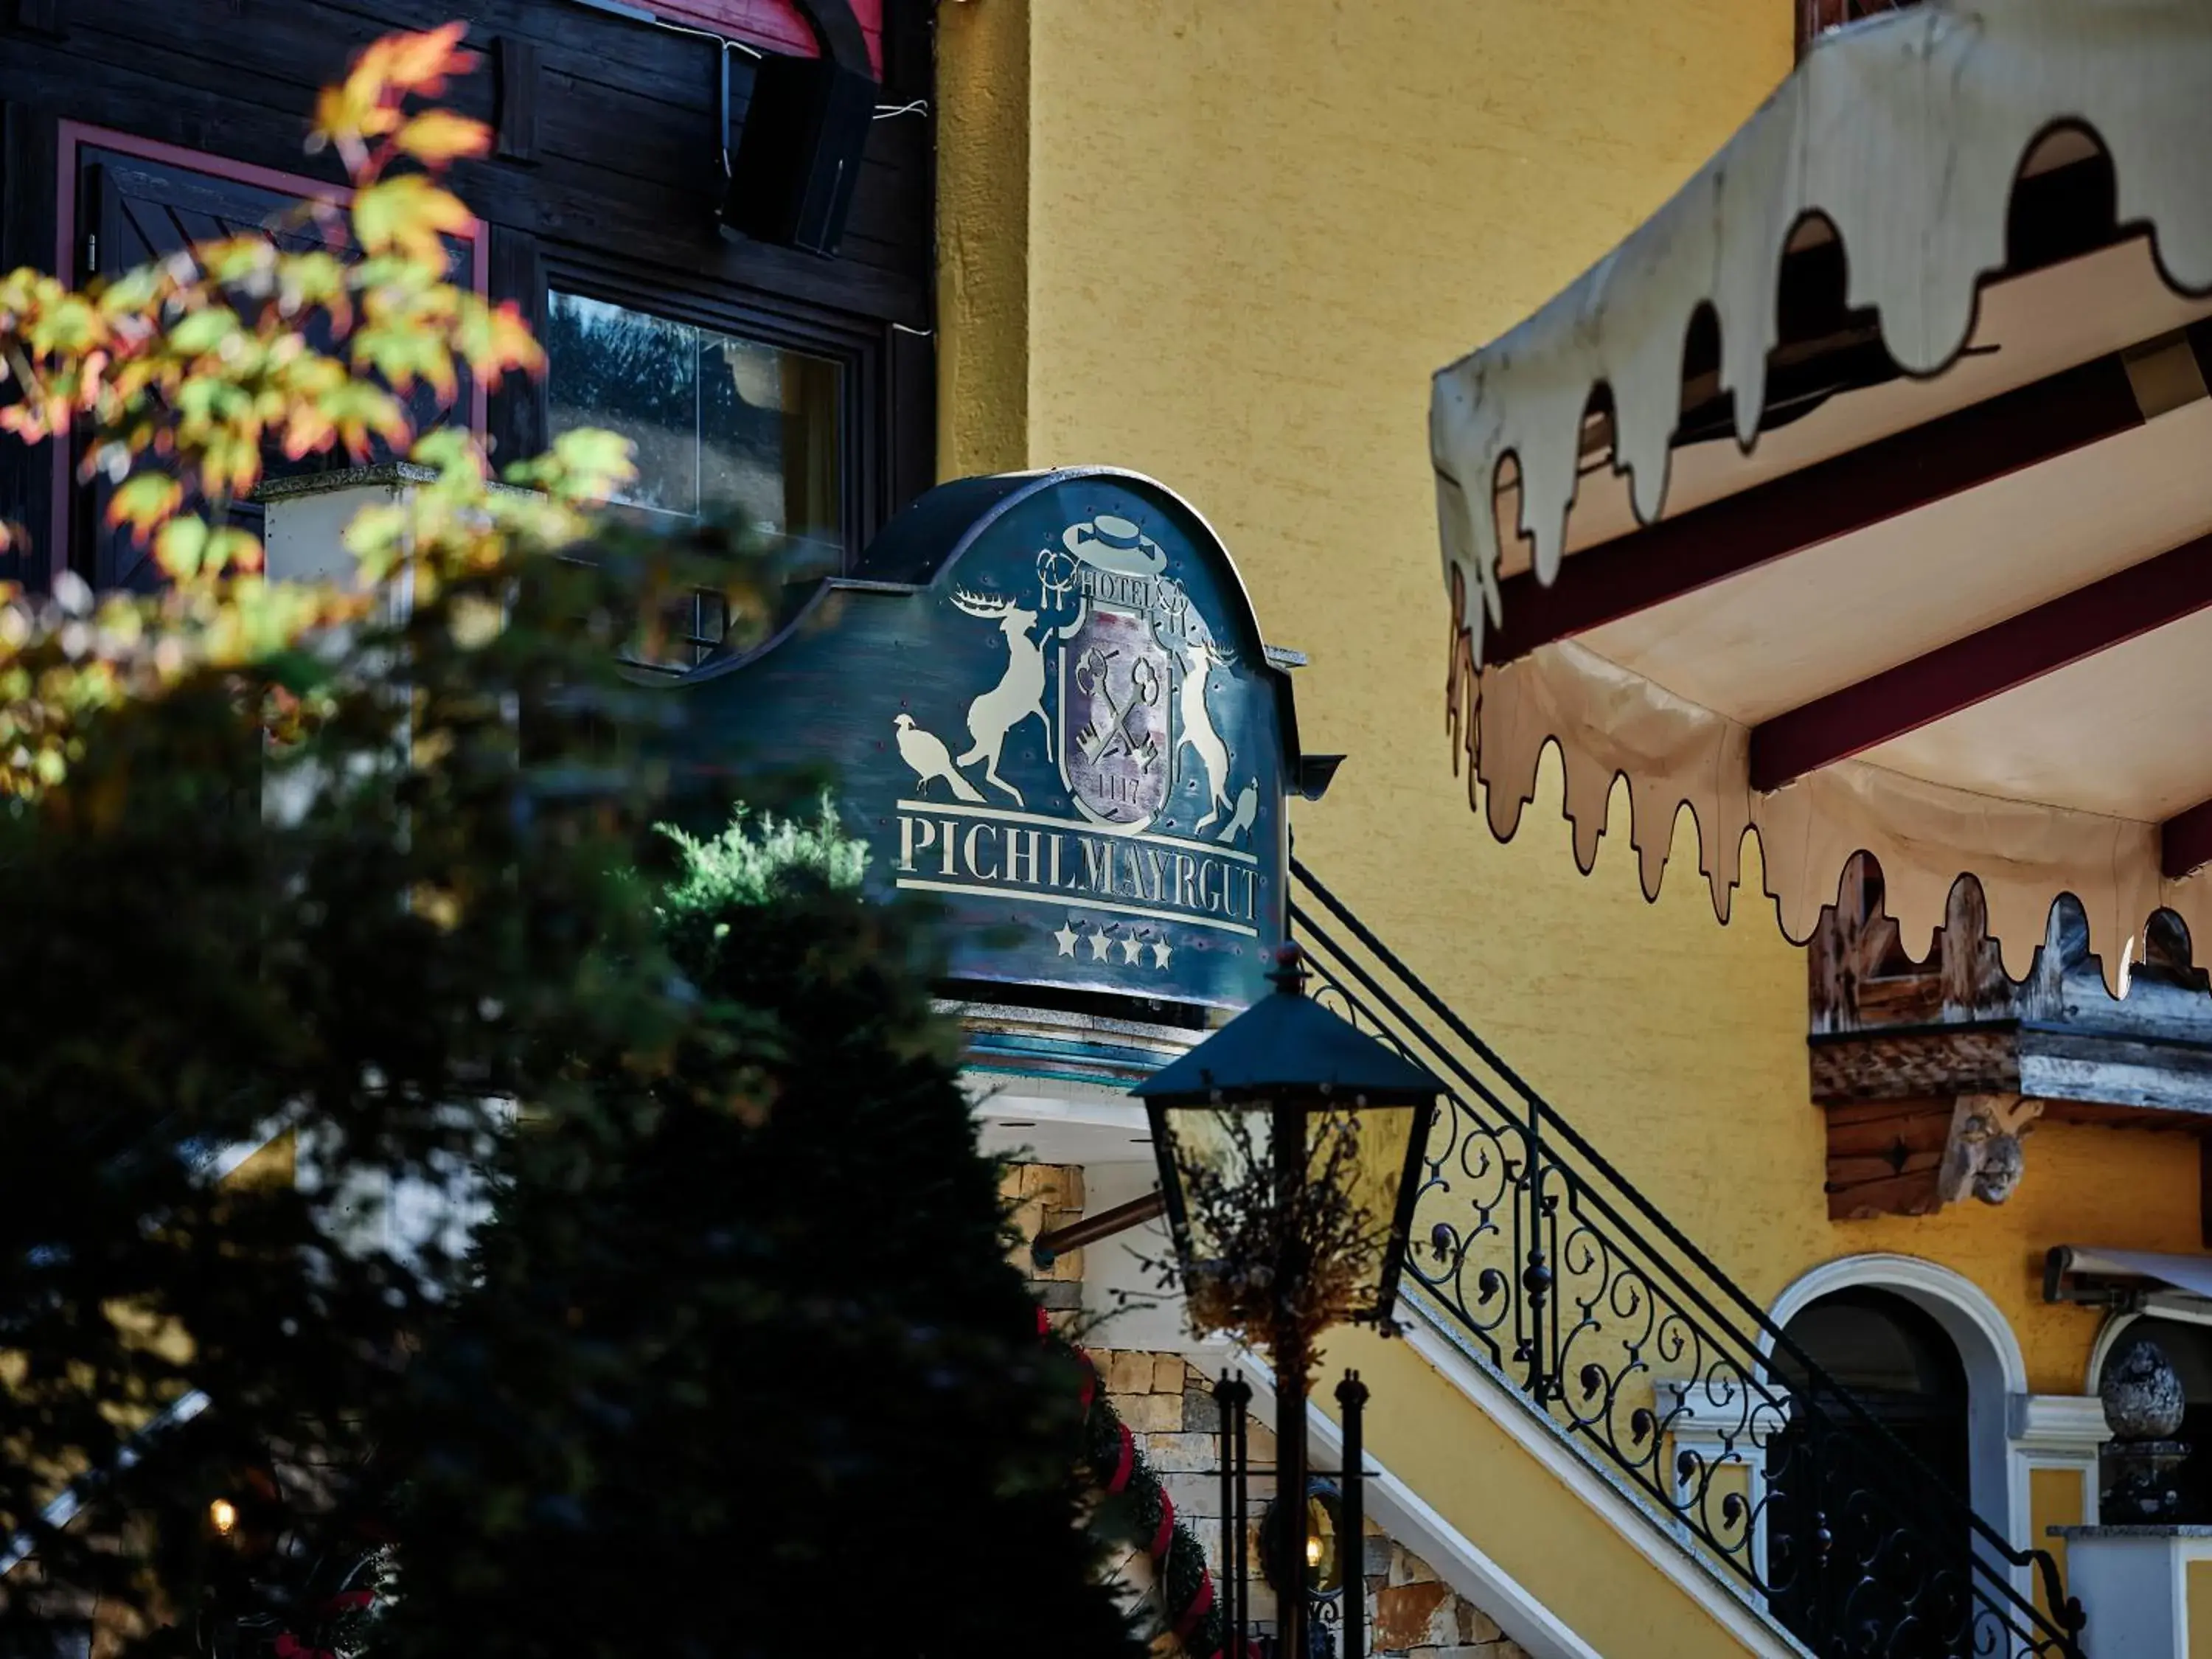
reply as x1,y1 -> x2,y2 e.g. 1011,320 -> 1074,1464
57,121 -> 355,222
650,0 -> 883,76
1748,531 -> 2212,792
1486,355 -> 2145,667
49,122 -> 490,581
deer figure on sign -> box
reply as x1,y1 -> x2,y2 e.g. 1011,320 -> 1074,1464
1177,635 -> 1237,832
953,588 -> 1057,806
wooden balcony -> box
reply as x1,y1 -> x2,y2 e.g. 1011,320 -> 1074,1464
1811,857 -> 2212,1220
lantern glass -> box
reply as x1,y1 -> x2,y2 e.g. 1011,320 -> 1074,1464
1304,1484 -> 1343,1595
1146,1092 -> 1431,1328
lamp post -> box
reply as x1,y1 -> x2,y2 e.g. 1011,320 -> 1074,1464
1135,943 -> 1440,1658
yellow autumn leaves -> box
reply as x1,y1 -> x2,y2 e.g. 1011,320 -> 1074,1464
0,24 -> 634,801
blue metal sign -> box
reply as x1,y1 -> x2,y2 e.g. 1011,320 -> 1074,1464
664,469 -> 1307,1009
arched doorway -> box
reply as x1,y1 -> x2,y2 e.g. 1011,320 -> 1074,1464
1767,1288 -> 1975,1656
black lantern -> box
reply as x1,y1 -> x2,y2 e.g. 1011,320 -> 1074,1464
1133,942 -> 1439,1659
1133,945 -> 1439,1333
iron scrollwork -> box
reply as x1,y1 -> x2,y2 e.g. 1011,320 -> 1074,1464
1290,857 -> 2085,1659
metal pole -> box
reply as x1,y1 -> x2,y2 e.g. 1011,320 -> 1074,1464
1242,1379 -> 1256,1646
1273,1100 -> 1309,1659
1030,1189 -> 1166,1267
1276,1336 -> 1309,1659
1523,1083 -> 1550,1401
1214,1372 -> 1247,1651
1231,1374 -> 1251,1646
1336,1370 -> 1368,1659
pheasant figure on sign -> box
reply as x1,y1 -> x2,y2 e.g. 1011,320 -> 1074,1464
894,714 -> 984,801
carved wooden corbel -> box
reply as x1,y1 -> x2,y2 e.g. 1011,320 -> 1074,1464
1823,1092 -> 2045,1220
1937,1093 -> 2045,1207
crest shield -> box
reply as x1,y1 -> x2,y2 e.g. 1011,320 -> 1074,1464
1060,605 -> 1171,829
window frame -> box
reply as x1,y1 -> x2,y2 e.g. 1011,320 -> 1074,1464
521,243 -> 888,575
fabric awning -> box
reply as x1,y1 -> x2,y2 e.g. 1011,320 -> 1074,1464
2045,1246 -> 2212,1313
1430,0 -> 2212,992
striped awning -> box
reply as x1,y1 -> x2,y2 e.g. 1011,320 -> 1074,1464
1430,0 -> 2212,991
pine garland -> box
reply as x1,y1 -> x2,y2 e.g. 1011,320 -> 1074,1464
1039,1307 -> 1255,1659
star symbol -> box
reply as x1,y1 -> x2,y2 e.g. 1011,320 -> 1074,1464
1088,930 -> 1113,962
1052,922 -> 1079,958
1152,939 -> 1172,970
1120,936 -> 1143,965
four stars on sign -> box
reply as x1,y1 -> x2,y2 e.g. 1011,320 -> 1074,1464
1052,918 -> 1172,971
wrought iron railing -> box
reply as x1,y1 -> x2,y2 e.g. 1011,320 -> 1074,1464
1289,858 -> 2085,1659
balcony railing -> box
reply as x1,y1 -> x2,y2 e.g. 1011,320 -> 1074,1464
1289,857 -> 2084,1659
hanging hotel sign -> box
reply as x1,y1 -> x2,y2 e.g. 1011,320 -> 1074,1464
665,469 -> 1307,1009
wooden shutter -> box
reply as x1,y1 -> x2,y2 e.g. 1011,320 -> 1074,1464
77,148 -> 469,591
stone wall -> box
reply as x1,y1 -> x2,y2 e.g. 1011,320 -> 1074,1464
1005,1160 -> 1086,1329
1007,1164 -> 1528,1659
1365,1535 -> 1522,1659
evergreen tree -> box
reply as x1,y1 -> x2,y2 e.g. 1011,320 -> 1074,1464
378,807 -> 1140,1659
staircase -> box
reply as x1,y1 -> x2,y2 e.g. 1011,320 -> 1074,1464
1289,858 -> 2084,1659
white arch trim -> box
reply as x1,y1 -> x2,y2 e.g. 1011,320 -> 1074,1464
1767,1253 -> 2031,1394
1767,1253 -> 2031,1594
2084,1302 -> 2212,1395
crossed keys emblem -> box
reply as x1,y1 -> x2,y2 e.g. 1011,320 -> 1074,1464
1074,646 -> 1161,768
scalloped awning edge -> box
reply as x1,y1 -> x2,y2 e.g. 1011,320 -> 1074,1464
1444,633 -> 2211,997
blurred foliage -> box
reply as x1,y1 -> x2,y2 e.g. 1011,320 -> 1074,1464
654,796 -> 870,922
383,818 -> 1138,1659
0,24 -> 1136,1659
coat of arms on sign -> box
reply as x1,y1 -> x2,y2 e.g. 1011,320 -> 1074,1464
1064,591 -> 1167,827
888,512 -> 1258,845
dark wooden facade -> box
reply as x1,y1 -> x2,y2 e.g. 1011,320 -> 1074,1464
1809,855 -> 2212,1225
0,0 -> 936,592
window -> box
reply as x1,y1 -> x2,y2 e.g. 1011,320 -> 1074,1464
543,291 -> 845,670
544,291 -> 842,555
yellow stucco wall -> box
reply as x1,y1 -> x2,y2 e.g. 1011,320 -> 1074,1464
2032,1465 -> 2087,1626
936,0 -> 2205,1632
2190,1557 -> 2212,1659
1322,1319 -> 1771,1658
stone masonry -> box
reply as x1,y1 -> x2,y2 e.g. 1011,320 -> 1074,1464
1007,1163 -> 1527,1659
1006,1160 -> 1088,1327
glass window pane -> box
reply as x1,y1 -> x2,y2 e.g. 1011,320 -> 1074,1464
543,290 -> 845,669
543,291 -> 842,554
1321,1103 -> 1416,1250
546,291 -> 701,521
700,335 -> 844,564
